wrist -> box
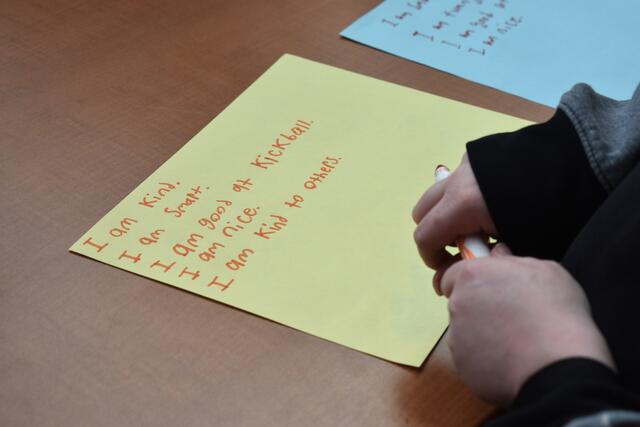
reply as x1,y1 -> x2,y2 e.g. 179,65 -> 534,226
513,357 -> 621,408
510,318 -> 615,400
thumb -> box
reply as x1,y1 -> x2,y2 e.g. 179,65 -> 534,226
491,242 -> 512,257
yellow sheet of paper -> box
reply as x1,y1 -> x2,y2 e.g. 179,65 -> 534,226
70,55 -> 530,366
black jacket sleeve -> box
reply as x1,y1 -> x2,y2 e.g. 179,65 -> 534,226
466,109 -> 640,426
484,358 -> 640,427
466,110 -> 606,261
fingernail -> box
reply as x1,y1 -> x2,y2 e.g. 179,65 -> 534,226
434,165 -> 451,181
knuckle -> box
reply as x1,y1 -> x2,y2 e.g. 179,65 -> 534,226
411,207 -> 421,223
547,260 -> 563,271
413,213 -> 451,269
446,331 -> 456,354
447,297 -> 459,317
519,256 -> 543,269
457,187 -> 476,207
411,199 -> 428,223
447,292 -> 467,317
456,262 -> 477,284
539,259 -> 562,274
412,226 -> 424,245
428,209 -> 447,232
413,221 -> 433,245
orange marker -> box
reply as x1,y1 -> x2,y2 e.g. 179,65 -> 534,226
435,165 -> 491,260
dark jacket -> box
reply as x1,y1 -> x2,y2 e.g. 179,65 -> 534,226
466,83 -> 640,427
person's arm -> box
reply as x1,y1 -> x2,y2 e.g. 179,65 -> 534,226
466,109 -> 604,260
412,83 -> 640,426
467,83 -> 640,261
413,84 -> 640,276
485,359 -> 640,427
437,246 -> 640,427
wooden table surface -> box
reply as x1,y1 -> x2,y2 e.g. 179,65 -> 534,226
1,1 -> 552,426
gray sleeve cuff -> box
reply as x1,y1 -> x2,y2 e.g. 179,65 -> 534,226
564,410 -> 640,427
558,83 -> 640,192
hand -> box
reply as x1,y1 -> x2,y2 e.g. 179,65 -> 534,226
441,244 -> 615,406
412,154 -> 496,286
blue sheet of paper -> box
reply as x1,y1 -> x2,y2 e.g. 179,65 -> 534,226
341,0 -> 640,107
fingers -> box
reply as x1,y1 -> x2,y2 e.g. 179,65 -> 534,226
412,178 -> 447,224
414,202 -> 461,269
439,244 -> 511,298
440,260 -> 468,298
435,242 -> 510,296
440,257 -> 488,298
433,253 -> 462,296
